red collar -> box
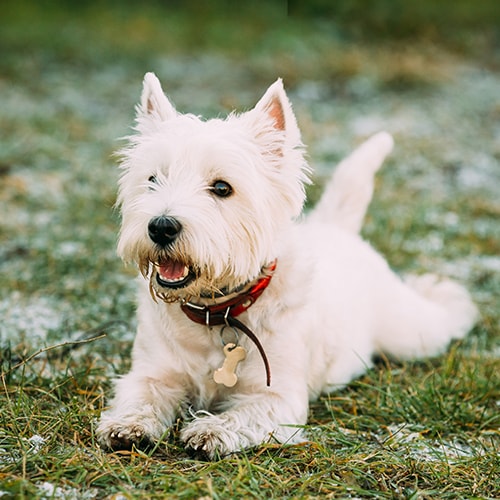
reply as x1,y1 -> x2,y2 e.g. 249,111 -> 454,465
180,260 -> 276,325
180,260 -> 277,386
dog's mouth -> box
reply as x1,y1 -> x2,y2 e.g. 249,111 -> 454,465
154,259 -> 195,289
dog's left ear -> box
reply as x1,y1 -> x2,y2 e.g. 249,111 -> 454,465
251,78 -> 301,146
138,72 -> 177,121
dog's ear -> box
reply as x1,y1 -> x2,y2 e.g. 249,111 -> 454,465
248,79 -> 309,216
139,72 -> 177,121
255,79 -> 286,131
250,78 -> 301,148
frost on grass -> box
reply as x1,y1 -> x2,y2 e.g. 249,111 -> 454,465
36,482 -> 98,500
0,434 -> 46,466
27,434 -> 46,454
381,424 -> 487,463
0,292 -> 70,346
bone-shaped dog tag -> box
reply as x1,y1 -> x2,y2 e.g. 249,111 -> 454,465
214,343 -> 246,387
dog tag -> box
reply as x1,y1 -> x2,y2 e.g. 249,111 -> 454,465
214,343 -> 246,387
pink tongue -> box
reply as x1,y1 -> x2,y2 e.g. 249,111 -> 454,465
159,260 -> 186,280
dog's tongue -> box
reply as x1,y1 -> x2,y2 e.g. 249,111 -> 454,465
159,260 -> 187,281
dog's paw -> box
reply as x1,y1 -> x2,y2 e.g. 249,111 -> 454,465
97,421 -> 153,451
96,412 -> 168,451
181,417 -> 243,460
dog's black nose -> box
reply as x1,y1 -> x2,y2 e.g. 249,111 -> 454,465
148,216 -> 182,246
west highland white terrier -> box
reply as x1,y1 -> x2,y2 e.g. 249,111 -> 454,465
97,73 -> 478,459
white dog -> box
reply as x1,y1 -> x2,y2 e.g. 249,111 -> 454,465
97,73 -> 478,459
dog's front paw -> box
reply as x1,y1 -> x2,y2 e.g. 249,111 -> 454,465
181,417 -> 243,460
96,412 -> 168,451
98,422 -> 152,451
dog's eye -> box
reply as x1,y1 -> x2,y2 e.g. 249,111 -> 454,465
148,175 -> 157,184
211,180 -> 233,198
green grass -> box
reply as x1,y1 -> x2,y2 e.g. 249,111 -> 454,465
1,1 -> 499,498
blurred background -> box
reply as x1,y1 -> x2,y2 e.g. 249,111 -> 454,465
1,0 -> 499,352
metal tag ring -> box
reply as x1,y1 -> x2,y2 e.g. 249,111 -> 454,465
219,325 -> 240,347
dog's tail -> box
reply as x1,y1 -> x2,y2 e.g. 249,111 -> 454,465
308,131 -> 394,233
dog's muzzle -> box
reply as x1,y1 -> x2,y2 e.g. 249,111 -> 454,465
147,215 -> 196,290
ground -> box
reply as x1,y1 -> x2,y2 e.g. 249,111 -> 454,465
0,1 -> 499,498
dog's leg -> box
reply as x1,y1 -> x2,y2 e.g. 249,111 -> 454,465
373,272 -> 478,360
309,131 -> 393,233
180,391 -> 307,460
96,371 -> 184,450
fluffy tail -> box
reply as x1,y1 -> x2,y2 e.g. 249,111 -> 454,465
308,131 -> 394,233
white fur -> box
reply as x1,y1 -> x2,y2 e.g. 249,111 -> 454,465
97,73 -> 478,459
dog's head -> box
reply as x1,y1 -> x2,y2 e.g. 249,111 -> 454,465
116,73 -> 309,302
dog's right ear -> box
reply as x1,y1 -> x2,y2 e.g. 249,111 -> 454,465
138,72 -> 177,121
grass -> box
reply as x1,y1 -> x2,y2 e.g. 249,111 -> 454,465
1,1 -> 499,498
